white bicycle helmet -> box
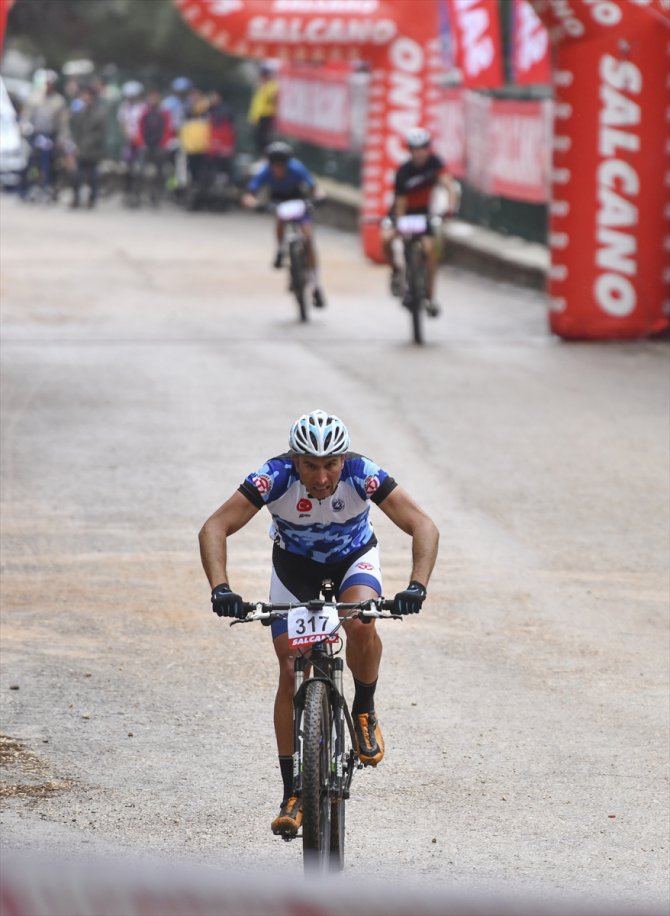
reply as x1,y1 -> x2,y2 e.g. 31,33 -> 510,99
407,126 -> 432,149
289,409 -> 350,457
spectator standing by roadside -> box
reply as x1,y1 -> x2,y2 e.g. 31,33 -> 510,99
19,70 -> 70,201
117,80 -> 144,206
207,88 -> 236,182
247,61 -> 278,158
161,76 -> 192,133
179,87 -> 211,209
68,85 -> 107,209
138,87 -> 173,205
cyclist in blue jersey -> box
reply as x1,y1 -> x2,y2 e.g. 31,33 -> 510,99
241,141 -> 326,309
199,409 -> 439,836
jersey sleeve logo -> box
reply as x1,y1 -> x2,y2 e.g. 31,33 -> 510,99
364,475 -> 380,496
357,562 -> 374,570
252,474 -> 273,497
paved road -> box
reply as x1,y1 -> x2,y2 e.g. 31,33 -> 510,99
1,197 -> 668,907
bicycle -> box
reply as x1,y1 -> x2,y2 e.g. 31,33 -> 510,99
393,213 -> 445,346
275,198 -> 314,323
230,580 -> 400,873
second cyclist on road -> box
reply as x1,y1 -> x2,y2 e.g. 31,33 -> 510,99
242,141 -> 327,310
383,127 -> 459,317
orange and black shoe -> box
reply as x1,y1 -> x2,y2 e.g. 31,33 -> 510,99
354,710 -> 385,766
271,795 -> 303,837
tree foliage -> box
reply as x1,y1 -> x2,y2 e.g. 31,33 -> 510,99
6,0 -> 240,85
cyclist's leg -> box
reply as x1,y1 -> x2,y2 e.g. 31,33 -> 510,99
422,233 -> 436,299
338,546 -> 384,764
273,213 -> 285,268
301,220 -> 325,306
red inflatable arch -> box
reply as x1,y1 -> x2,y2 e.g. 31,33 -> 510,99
531,0 -> 670,339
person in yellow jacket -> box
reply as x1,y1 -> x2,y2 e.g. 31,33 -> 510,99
248,62 -> 278,158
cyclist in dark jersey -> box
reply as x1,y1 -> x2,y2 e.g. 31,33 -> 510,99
383,127 -> 459,317
242,141 -> 326,309
199,409 -> 439,836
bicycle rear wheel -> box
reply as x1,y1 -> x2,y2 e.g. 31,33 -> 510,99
289,239 -> 309,323
302,680 -> 331,872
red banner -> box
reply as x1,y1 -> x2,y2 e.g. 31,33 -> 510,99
277,66 -> 351,150
447,0 -> 504,89
433,87 -> 466,178
488,98 -> 551,203
512,0 -> 551,85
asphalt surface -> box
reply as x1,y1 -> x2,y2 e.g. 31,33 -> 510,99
1,196 -> 668,908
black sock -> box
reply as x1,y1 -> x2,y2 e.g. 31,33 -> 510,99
278,755 -> 293,802
352,678 -> 377,716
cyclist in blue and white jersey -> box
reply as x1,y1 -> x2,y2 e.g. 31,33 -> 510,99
199,409 -> 439,836
241,141 -> 326,309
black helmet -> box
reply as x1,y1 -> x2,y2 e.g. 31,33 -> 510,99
266,141 -> 293,164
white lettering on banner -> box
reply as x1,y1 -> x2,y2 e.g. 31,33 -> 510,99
547,0 -> 585,38
385,37 -> 425,166
452,0 -> 495,77
517,0 -> 548,72
247,14 -> 395,44
583,0 -> 622,26
595,54 -> 643,317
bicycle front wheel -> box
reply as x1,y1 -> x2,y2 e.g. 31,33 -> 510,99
407,241 -> 426,345
302,680 -> 331,872
289,239 -> 309,323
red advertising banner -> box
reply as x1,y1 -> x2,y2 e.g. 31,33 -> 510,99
277,66 -> 351,150
433,87 -> 466,178
487,98 -> 550,203
511,0 -> 551,85
447,0 -> 504,89
531,0 -> 670,339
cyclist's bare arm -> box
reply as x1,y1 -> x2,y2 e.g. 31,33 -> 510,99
377,486 -> 439,587
199,491 -> 260,587
394,193 -> 408,218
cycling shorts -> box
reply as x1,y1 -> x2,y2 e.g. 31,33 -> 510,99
269,542 -> 382,640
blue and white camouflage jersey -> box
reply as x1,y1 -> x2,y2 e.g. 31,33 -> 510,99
238,453 -> 397,564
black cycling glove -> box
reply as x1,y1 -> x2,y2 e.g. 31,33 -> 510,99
211,583 -> 244,619
393,580 -> 427,615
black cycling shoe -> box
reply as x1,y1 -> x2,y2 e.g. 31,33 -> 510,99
312,288 -> 326,308
273,251 -> 284,269
425,299 -> 441,317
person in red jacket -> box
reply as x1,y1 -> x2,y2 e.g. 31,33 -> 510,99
207,88 -> 235,181
137,87 -> 173,205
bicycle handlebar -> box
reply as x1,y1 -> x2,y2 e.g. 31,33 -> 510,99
230,597 -> 400,626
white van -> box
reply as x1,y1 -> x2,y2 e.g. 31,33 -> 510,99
0,76 -> 27,187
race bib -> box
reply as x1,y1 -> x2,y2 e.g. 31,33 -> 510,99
287,604 -> 339,648
276,199 -> 306,222
397,213 -> 428,235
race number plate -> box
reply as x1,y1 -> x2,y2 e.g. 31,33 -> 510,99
287,604 -> 339,648
276,199 -> 306,221
397,213 -> 428,235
